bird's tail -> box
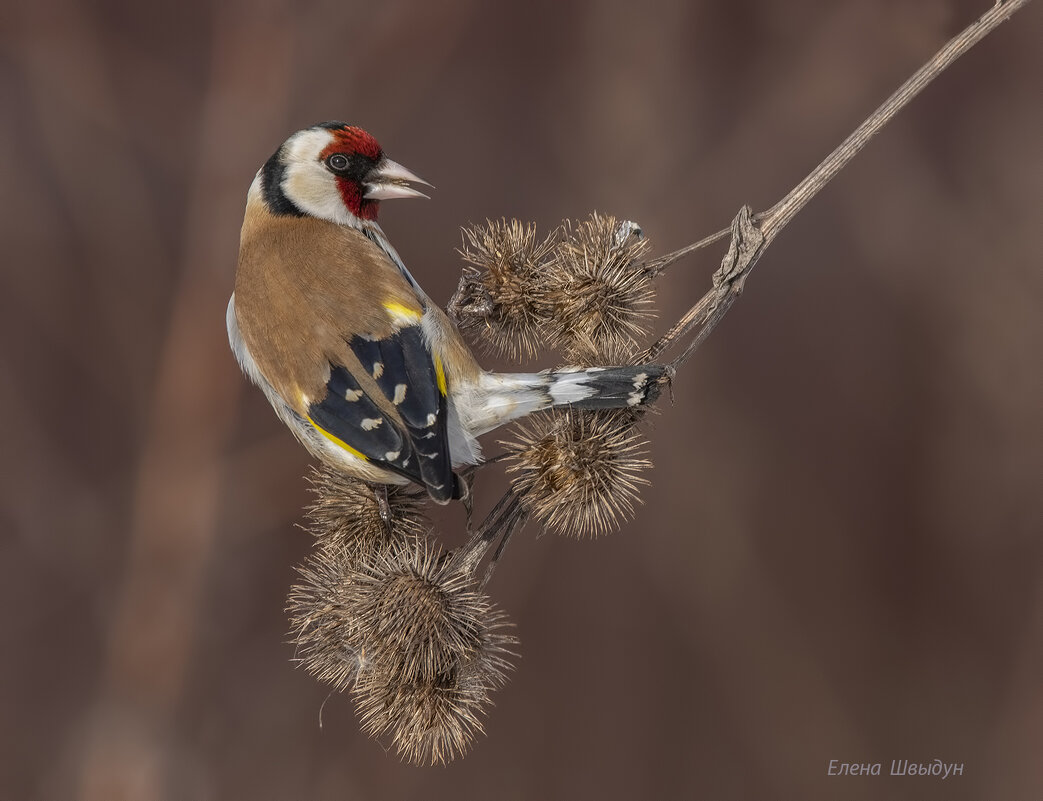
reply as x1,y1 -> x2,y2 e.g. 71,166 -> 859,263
542,364 -> 668,410
462,364 -> 668,438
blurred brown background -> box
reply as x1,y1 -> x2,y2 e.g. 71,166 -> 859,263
2,0 -> 1040,799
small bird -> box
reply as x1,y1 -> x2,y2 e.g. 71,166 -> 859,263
227,122 -> 666,504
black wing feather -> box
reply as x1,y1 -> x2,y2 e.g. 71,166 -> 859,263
375,328 -> 441,431
307,365 -> 422,485
352,327 -> 456,501
308,325 -> 457,502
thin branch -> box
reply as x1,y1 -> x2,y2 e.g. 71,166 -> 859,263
481,503 -> 527,588
458,0 -> 1033,584
644,225 -> 732,276
649,0 -> 1031,365
759,0 -> 1032,245
642,277 -> 721,361
450,490 -> 524,576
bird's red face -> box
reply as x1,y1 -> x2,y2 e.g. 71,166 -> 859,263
318,124 -> 386,221
259,122 -> 432,226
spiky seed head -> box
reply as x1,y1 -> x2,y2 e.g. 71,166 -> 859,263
286,545 -> 368,692
344,538 -> 515,684
543,213 -> 655,365
353,658 -> 501,766
302,465 -> 428,558
502,408 -> 652,538
454,219 -> 559,359
287,537 -> 516,763
350,539 -> 515,764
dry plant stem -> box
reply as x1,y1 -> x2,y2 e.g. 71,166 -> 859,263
671,207 -> 762,369
461,0 -> 1030,587
642,274 -> 723,362
643,226 -> 732,276
481,505 -> 527,588
646,0 -> 1031,365
450,491 -> 525,577
759,0 -> 1031,244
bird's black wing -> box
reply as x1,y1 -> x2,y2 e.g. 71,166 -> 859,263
306,324 -> 457,503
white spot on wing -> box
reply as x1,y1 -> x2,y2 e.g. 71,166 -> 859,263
361,417 -> 383,430
628,372 -> 650,405
393,384 -> 407,404
425,413 -> 437,426
345,388 -> 363,402
385,450 -> 400,461
372,362 -> 384,379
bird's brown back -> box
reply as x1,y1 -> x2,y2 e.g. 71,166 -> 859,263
234,201 -> 424,414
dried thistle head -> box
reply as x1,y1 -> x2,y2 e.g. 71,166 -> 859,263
286,545 -> 367,692
353,654 -> 504,765
350,541 -> 514,765
344,538 -> 515,684
502,408 -> 652,538
303,465 -> 428,557
287,536 -> 516,764
542,213 -> 656,364
452,219 -> 559,359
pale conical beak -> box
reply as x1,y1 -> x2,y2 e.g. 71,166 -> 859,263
363,157 -> 434,200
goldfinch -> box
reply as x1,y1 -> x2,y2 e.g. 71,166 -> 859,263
227,122 -> 666,504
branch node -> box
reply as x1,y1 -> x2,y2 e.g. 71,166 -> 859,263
713,205 -> 765,295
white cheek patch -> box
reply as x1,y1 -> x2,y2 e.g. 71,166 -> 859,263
283,168 -> 353,225
281,129 -> 357,227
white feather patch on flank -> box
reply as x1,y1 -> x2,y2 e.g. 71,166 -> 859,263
392,384 -> 407,404
361,417 -> 383,430
548,371 -> 596,404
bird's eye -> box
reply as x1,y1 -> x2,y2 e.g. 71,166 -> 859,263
327,154 -> 350,172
